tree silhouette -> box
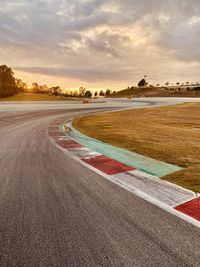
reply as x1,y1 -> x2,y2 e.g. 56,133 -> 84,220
138,79 -> 148,87
15,78 -> 27,92
79,87 -> 86,97
0,65 -> 18,97
105,89 -> 111,96
99,90 -> 105,96
49,86 -> 61,96
84,90 -> 92,98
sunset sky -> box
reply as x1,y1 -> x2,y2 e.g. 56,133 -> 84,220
1,0 -> 200,90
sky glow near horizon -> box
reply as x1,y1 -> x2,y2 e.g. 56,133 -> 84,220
0,0 -> 200,90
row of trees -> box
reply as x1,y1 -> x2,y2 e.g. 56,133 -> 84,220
137,77 -> 200,88
2,65 -> 200,98
24,84 -> 112,98
164,81 -> 200,86
0,65 -> 113,98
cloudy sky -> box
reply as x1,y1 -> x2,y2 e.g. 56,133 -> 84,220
0,0 -> 200,90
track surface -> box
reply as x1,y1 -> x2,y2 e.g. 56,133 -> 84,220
1,108 -> 200,267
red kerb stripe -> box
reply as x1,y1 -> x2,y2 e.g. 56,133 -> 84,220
175,198 -> 200,221
82,155 -> 134,175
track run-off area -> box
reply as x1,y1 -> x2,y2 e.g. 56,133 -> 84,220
1,98 -> 200,266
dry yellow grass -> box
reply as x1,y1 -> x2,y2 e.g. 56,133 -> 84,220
73,103 -> 200,192
0,93 -> 79,101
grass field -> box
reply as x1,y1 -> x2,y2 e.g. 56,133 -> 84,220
73,102 -> 200,192
0,93 -> 79,101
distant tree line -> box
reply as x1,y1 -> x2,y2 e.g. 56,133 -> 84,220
0,65 -> 113,98
2,66 -> 200,99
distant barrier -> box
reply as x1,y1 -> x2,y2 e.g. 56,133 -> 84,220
82,100 -> 90,104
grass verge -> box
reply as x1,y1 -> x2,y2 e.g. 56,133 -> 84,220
73,102 -> 200,193
0,93 -> 80,101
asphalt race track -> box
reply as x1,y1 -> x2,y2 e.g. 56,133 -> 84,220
1,106 -> 200,266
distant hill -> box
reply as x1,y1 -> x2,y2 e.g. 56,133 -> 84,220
111,86 -> 200,98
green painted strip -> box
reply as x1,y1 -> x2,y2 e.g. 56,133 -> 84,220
63,125 -> 182,177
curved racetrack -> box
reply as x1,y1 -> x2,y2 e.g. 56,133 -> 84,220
0,107 -> 200,266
